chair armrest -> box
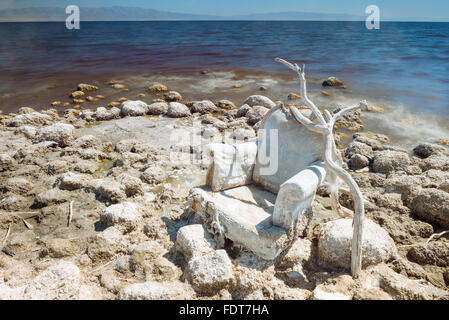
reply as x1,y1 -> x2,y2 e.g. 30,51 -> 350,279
273,161 -> 327,230
205,142 -> 258,192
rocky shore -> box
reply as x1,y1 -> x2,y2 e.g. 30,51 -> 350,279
0,81 -> 448,300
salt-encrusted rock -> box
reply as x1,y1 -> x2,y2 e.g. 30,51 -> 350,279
70,90 -> 85,99
34,189 -> 70,207
348,154 -> 370,170
113,153 -> 143,169
278,238 -> 313,269
147,102 -> 168,115
114,139 -> 139,153
0,154 -> 14,172
243,95 -> 276,108
217,99 -> 236,110
120,281 -> 170,300
17,107 -> 35,114
72,135 -> 101,149
9,112 -> 53,127
409,188 -> 449,228
191,100 -> 217,114
94,106 -> 120,121
322,77 -> 344,87
318,218 -> 397,269
87,226 -> 124,262
313,287 -> 351,300
163,91 -> 182,102
43,238 -> 80,258
34,123 -> 75,147
0,193 -> 33,211
236,104 -> 251,117
115,173 -> 144,197
246,106 -> 269,125
370,264 -> 449,300
22,261 -> 81,300
148,83 -> 168,93
186,249 -> 233,293
120,281 -> 192,300
166,102 -> 190,118
120,100 -> 148,117
94,179 -> 127,203
72,160 -> 98,174
141,166 -> 167,185
77,83 -> 99,92
100,202 -> 142,231
287,92 -> 301,100
15,125 -> 37,139
345,141 -> 373,159
44,159 -> 68,175
176,224 -> 215,260
413,143 -> 445,159
2,177 -> 33,194
57,171 -> 91,191
372,150 -> 411,174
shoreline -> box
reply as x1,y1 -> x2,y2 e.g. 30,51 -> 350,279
0,88 -> 448,299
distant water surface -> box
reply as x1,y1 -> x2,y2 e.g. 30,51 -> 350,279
0,21 -> 448,143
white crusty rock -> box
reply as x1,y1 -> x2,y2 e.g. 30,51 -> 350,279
72,134 -> 101,149
186,249 -> 233,293
141,166 -> 167,185
120,100 -> 148,117
120,281 -> 170,300
318,218 -> 397,269
163,91 -> 182,102
0,154 -> 14,172
15,125 -> 37,139
166,102 -> 191,118
94,107 -> 120,121
9,112 -> 53,127
147,102 -> 168,115
100,202 -> 142,231
191,100 -> 218,114
372,150 -> 411,174
176,224 -> 215,260
34,123 -> 75,147
243,95 -> 276,108
22,261 -> 81,300
313,287 -> 351,300
58,171 -> 91,190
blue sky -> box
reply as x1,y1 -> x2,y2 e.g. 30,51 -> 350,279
2,0 -> 449,20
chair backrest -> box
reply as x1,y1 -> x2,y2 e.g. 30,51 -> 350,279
252,106 -> 325,194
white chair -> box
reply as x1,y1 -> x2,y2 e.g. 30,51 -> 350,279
188,104 -> 327,260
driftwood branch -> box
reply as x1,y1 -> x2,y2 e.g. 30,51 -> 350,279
276,57 -> 367,277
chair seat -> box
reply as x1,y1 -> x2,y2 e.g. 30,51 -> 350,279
189,184 -> 286,260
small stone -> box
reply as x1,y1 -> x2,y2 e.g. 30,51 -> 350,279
100,202 -> 142,231
120,100 -> 148,117
141,166 -> 167,185
147,102 -> 168,115
217,100 -> 236,110
243,95 -> 276,108
94,179 -> 127,203
349,154 -> 370,170
287,93 -> 301,100
372,150 -> 411,174
322,77 -> 344,87
233,83 -> 243,88
148,83 -> 168,93
58,171 -> 91,190
176,224 -> 214,260
191,100 -> 217,114
77,83 -> 98,92
111,83 -> 126,89
34,123 -> 75,147
413,143 -> 445,159
318,218 -> 397,270
163,91 -> 182,102
186,249 -> 233,293
166,102 -> 190,118
246,106 -> 269,125
236,104 -> 251,118
70,91 -> 85,99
